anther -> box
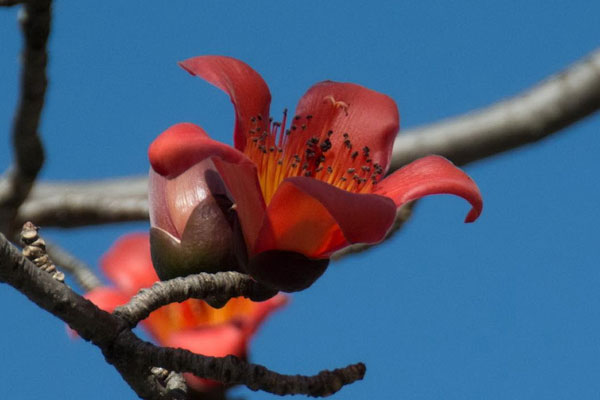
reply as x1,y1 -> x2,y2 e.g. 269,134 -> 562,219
320,138 -> 332,153
351,151 -> 359,159
347,168 -> 356,174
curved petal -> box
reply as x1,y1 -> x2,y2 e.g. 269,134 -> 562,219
153,158 -> 228,239
148,169 -> 179,238
100,233 -> 158,297
212,157 -> 266,254
292,81 -> 399,174
374,155 -> 483,222
148,122 -> 249,179
179,56 -> 272,152
255,177 -> 397,258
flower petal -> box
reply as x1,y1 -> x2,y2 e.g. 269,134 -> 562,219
148,169 -> 179,239
85,287 -> 130,313
374,155 -> 483,222
148,122 -> 249,179
179,56 -> 272,152
165,325 -> 247,391
292,81 -> 399,173
255,177 -> 397,258
242,294 -> 288,336
100,233 -> 158,297
212,157 -> 266,254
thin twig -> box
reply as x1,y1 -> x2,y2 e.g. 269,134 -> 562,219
390,47 -> 600,170
0,0 -> 52,234
114,271 -> 278,328
0,234 -> 359,398
45,241 -> 102,291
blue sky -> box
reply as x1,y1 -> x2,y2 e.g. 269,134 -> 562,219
1,1 -> 599,398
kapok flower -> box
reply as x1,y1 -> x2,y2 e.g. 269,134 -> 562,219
149,56 -> 483,292
84,233 -> 287,393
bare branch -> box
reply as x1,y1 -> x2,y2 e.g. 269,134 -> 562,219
390,48 -> 600,169
114,271 -> 278,328
0,0 -> 52,233
15,177 -> 148,228
114,330 -> 366,398
0,233 -> 362,398
150,367 -> 188,400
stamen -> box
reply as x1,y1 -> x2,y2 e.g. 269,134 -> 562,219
243,98 -> 376,203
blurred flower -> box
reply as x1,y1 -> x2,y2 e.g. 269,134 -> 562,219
84,233 -> 287,393
149,56 -> 482,292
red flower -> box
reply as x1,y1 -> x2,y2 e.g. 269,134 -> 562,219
149,56 -> 482,291
84,233 -> 287,393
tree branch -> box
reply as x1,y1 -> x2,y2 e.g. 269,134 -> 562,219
45,241 -> 102,291
0,0 -> 52,233
390,47 -> 600,169
14,177 -> 148,228
0,233 -> 361,398
114,271 -> 278,328
114,330 -> 366,398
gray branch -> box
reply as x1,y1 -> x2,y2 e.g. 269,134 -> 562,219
45,241 -> 102,291
0,0 -> 52,234
390,47 -> 600,169
14,177 -> 148,228
114,271 -> 278,328
0,233 -> 360,398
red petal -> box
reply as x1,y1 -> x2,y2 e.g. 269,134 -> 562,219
69,287 -> 130,339
179,56 -> 272,152
85,287 -> 130,313
100,233 -> 158,297
374,155 -> 483,223
149,169 -> 179,239
148,122 -> 249,179
242,294 -> 288,337
166,325 -> 247,391
212,157 -> 266,253
293,81 -> 399,173
255,177 -> 397,258
162,159 -> 225,238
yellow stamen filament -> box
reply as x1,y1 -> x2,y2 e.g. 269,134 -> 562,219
243,97 -> 382,204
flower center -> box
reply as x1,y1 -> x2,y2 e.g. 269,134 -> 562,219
243,97 -> 384,203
